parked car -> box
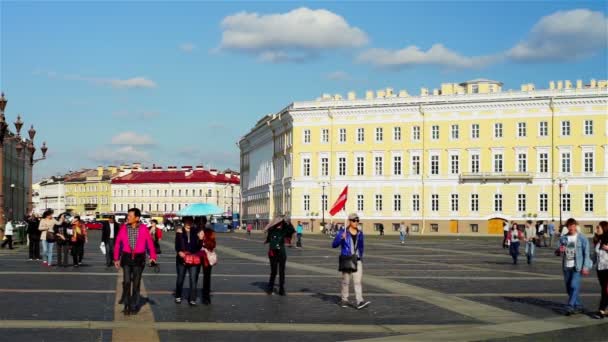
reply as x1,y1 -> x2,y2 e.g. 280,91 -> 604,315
85,221 -> 103,230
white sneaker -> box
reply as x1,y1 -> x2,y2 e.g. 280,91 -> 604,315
356,301 -> 371,310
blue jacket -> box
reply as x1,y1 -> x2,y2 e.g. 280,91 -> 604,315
332,228 -> 365,260
558,233 -> 593,272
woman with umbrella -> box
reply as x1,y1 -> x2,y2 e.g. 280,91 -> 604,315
264,215 -> 295,296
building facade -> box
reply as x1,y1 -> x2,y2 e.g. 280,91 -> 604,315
110,166 -> 241,216
33,176 -> 66,214
239,78 -> 608,234
65,167 -> 117,216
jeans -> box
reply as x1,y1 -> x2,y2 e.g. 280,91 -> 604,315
121,253 -> 145,310
202,266 -> 212,301
549,233 -> 556,247
563,267 -> 583,311
400,232 -> 406,243
57,243 -> 70,266
341,261 -> 364,304
525,241 -> 535,263
296,233 -> 302,247
175,262 -> 200,302
28,237 -> 41,259
598,270 -> 608,311
104,239 -> 115,266
509,241 -> 520,264
42,241 -> 55,264
268,250 -> 286,290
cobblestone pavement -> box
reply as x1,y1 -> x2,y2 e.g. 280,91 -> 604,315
0,231 -> 606,341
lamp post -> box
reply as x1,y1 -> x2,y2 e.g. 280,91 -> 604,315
319,181 -> 329,229
10,183 -> 15,217
557,178 -> 567,228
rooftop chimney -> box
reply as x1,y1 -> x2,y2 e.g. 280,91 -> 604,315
210,169 -> 218,176
195,165 -> 204,170
347,91 -> 356,100
549,81 -> 555,90
420,88 -> 429,96
576,80 -> 583,89
97,166 -> 104,177
365,90 -> 374,100
398,90 -> 408,97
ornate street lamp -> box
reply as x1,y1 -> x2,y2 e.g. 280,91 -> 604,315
14,114 -> 23,136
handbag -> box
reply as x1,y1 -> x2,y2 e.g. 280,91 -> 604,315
338,232 -> 359,273
184,252 -> 201,266
204,248 -> 218,266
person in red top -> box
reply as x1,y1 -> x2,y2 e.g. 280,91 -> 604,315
198,220 -> 216,305
113,208 -> 157,315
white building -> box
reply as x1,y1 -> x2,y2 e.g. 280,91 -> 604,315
34,176 -> 67,214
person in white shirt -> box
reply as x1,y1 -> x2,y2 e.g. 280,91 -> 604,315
537,221 -> 547,247
399,222 -> 407,245
524,220 -> 536,264
102,216 -> 119,267
1,219 -> 14,249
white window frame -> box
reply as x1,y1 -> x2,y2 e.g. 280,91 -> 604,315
471,123 -> 480,139
303,129 -> 311,144
584,120 -> 593,136
451,124 -> 459,140
337,155 -> 347,177
451,193 -> 459,212
561,193 -> 571,213
493,153 -> 504,173
338,128 -> 346,143
494,193 -> 503,212
393,126 -> 402,141
303,194 -> 310,212
470,194 -> 479,212
517,122 -> 526,137
560,151 -> 571,174
539,193 -> 548,213
356,128 -> 365,143
517,152 -> 527,173
392,153 -> 402,176
494,123 -> 503,138
393,194 -> 402,212
375,194 -> 383,212
302,156 -> 311,177
357,194 -> 364,212
539,121 -> 548,137
410,151 -> 421,176
537,149 -> 550,174
431,125 -> 440,140
431,194 -> 439,212
517,193 -> 526,213
449,151 -> 460,175
430,154 -> 439,176
374,154 -> 384,176
375,127 -> 383,142
584,193 -> 594,212
320,155 -> 329,177
355,154 -> 365,176
412,194 -> 420,212
561,120 -> 571,137
412,126 -> 421,141
321,128 -> 329,143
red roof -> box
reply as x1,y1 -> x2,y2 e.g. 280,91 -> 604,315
111,170 -> 240,185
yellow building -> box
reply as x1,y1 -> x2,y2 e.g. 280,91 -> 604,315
239,78 -> 608,234
65,166 -> 119,216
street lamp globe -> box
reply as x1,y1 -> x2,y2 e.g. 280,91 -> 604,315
41,142 -> 48,158
14,115 -> 23,135
28,125 -> 36,140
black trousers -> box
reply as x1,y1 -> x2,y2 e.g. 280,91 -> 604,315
1,235 -> 13,249
598,270 -> 608,311
104,239 -> 115,266
268,250 -> 286,290
29,237 -> 41,259
71,241 -> 84,265
57,243 -> 70,266
202,266 -> 212,301
175,261 -> 200,301
502,231 -> 508,248
121,253 -> 145,310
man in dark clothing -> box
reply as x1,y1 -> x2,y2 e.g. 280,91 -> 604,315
55,216 -> 72,267
26,216 -> 41,260
264,217 -> 295,296
102,216 -> 119,267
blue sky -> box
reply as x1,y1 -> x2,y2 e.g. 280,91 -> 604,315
1,1 -> 606,180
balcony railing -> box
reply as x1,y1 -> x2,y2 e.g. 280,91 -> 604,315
459,172 -> 533,184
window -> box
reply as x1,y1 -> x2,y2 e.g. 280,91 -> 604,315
431,125 -> 439,140
338,157 -> 346,176
339,128 -> 346,143
584,120 -> 593,135
412,126 -> 421,140
357,128 -> 365,142
585,193 -> 594,212
518,122 -> 526,137
494,123 -> 503,138
471,124 -> 479,139
321,157 -> 329,177
374,156 -> 383,176
393,155 -> 402,176
470,194 -> 479,212
584,152 -> 594,173
431,194 -> 439,212
321,129 -> 329,143
178,189 -> 182,197
431,155 -> 439,175
518,194 -> 526,212
164,190 -> 168,197
357,194 -> 364,211
539,193 -> 548,212
539,121 -> 548,137
471,154 -> 480,173
375,127 -> 383,142
451,124 -> 459,139
470,224 -> 479,233
517,153 -> 527,172
321,195 -> 327,211
303,195 -> 310,211
207,189 -> 212,197
303,129 -> 311,143
393,194 -> 401,212
374,223 -> 384,232
411,224 -> 420,233
539,153 -> 549,173
561,152 -> 571,173
471,84 -> 479,93
375,194 -> 383,211
451,194 -> 459,212
411,155 -> 420,175
494,194 -> 503,212
431,224 -> 439,233
561,193 -> 571,212
450,155 -> 459,174
356,156 -> 365,176
493,154 -> 503,173
393,127 -> 401,141
303,158 -> 311,176
412,194 -> 420,212
561,121 -> 570,136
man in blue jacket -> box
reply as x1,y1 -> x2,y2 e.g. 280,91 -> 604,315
332,213 -> 370,310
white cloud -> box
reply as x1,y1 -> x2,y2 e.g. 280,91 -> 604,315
179,43 -> 196,53
326,71 -> 351,81
89,145 -> 150,164
38,71 -> 157,89
507,9 -> 608,62
219,7 -> 368,63
357,44 -> 499,69
111,131 -> 156,146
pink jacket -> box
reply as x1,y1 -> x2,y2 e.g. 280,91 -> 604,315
113,223 -> 157,261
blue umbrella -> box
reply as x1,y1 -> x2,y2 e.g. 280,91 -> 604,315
176,203 -> 224,217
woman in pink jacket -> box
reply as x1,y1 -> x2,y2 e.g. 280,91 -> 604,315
113,208 -> 157,315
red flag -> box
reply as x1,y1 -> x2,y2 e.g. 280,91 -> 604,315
329,186 -> 348,216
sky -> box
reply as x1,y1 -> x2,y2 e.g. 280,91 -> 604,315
0,1 -> 606,181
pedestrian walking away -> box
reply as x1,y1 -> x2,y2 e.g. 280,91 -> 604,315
548,220 -> 556,247
70,216 -> 87,267
38,209 -> 64,266
26,215 -> 41,260
591,221 -> 608,319
1,219 -> 14,249
246,223 -> 252,236
174,216 -> 201,306
149,219 -> 163,255
114,208 -> 157,315
333,213 -> 370,310
264,216 -> 295,296
54,214 -> 72,267
507,223 -> 523,265
199,220 -> 217,305
399,222 -> 407,245
524,220 -> 536,264
502,220 -> 509,249
555,218 -> 592,316
537,220 -> 547,247
102,215 -> 119,267
296,221 -> 303,248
